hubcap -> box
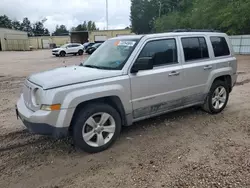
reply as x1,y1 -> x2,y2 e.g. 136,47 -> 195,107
82,112 -> 116,147
212,86 -> 227,110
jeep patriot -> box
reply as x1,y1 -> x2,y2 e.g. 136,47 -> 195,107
16,31 -> 237,153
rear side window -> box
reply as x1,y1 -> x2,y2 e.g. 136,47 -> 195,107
139,39 -> 178,66
181,37 -> 209,61
210,37 -> 230,57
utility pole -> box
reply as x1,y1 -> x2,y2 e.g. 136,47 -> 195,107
159,1 -> 162,18
106,0 -> 109,30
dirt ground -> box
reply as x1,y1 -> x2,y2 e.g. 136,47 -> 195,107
0,50 -> 250,188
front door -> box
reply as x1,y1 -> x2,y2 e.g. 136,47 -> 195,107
67,44 -> 75,54
129,38 -> 184,119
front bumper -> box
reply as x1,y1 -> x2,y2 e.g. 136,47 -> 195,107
16,95 -> 68,138
52,51 -> 59,55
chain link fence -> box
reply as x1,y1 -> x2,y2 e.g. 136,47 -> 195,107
230,35 -> 250,55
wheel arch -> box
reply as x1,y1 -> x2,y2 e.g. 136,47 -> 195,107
69,96 -> 127,134
212,75 -> 232,92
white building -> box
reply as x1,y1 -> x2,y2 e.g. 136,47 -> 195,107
0,28 -> 29,51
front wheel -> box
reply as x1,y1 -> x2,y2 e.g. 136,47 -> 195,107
78,50 -> 83,55
60,51 -> 66,57
73,103 -> 122,153
202,80 -> 229,114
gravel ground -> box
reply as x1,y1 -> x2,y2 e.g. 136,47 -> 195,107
0,50 -> 250,188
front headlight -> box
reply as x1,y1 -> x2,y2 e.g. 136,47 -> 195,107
41,104 -> 61,111
32,88 -> 42,106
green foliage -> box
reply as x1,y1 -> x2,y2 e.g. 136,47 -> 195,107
21,17 -> 33,36
73,21 -> 98,31
52,25 -> 69,36
130,0 -> 158,34
0,14 -> 98,36
32,21 -> 50,36
12,20 -> 22,30
131,0 -> 250,35
0,15 -> 12,29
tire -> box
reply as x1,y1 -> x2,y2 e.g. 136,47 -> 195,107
78,50 -> 83,55
202,80 -> 229,114
60,51 -> 66,57
73,103 -> 122,153
55,54 -> 59,57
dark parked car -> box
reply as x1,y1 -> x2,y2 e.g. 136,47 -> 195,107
83,42 -> 95,51
86,43 -> 102,54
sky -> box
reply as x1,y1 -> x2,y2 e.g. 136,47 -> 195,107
0,0 -> 131,32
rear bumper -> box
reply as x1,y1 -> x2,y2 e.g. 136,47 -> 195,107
232,73 -> 238,88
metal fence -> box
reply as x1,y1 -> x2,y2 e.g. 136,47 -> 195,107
230,35 -> 250,55
6,39 -> 29,51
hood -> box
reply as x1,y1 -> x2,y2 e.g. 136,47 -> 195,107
52,48 -> 61,51
28,66 -> 123,90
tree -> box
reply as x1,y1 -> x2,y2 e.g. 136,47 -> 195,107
52,25 -> 69,36
12,20 -> 22,30
21,17 -> 33,36
32,21 -> 50,36
73,21 -> 98,31
130,0 -> 159,34
0,15 -> 12,29
136,0 -> 250,35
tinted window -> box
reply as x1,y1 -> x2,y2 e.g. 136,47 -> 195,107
139,39 -> 177,66
182,37 -> 209,61
210,37 -> 230,57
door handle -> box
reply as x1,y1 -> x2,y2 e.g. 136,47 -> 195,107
204,65 -> 212,70
169,71 -> 180,76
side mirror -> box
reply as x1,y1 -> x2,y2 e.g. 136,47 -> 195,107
131,57 -> 153,73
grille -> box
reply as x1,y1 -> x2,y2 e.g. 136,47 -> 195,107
23,80 -> 40,111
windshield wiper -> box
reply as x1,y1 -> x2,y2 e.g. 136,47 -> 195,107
82,64 -> 115,70
82,65 -> 102,69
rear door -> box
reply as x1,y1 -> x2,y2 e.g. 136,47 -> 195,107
129,37 -> 184,119
180,36 -> 214,105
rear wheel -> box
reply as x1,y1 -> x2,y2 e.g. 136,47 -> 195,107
202,80 -> 229,114
78,50 -> 83,55
73,103 -> 122,153
60,51 -> 66,57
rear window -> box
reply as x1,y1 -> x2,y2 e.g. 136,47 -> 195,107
181,37 -> 209,61
210,37 -> 230,57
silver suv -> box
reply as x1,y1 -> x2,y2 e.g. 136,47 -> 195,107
16,31 -> 237,153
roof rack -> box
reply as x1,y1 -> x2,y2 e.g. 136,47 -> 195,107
171,29 -> 222,33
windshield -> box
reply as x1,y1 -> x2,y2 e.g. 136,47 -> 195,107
82,39 -> 139,70
92,43 -> 101,48
60,44 -> 68,48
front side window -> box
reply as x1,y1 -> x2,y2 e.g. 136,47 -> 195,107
82,39 -> 139,70
210,37 -> 230,57
138,39 -> 178,66
182,37 -> 209,61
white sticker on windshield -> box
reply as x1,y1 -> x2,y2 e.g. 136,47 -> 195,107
118,41 -> 136,47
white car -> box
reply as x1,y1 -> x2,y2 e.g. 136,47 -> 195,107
52,43 -> 84,57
